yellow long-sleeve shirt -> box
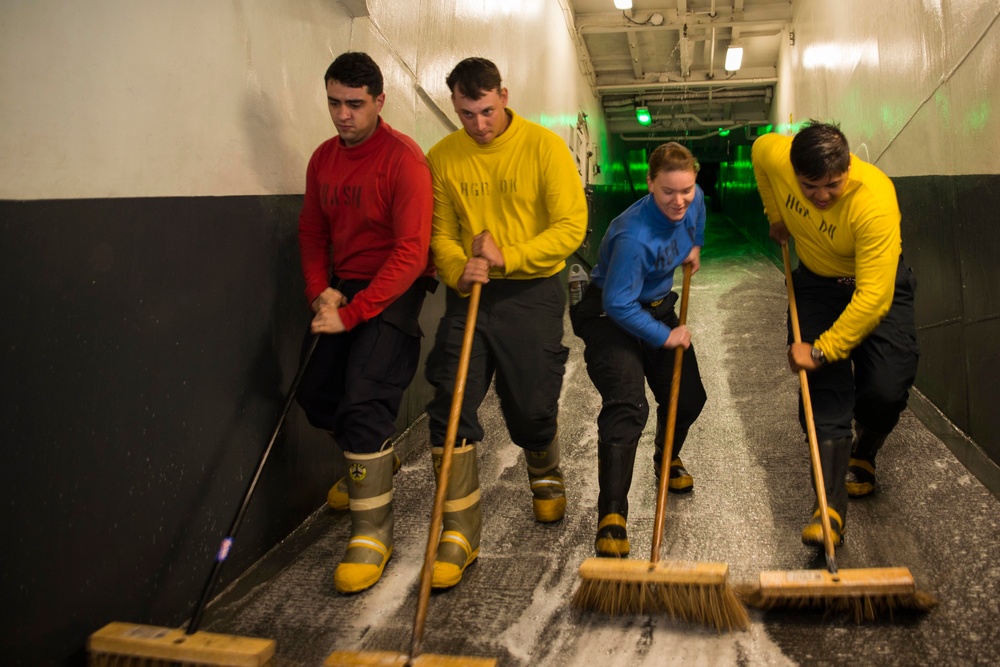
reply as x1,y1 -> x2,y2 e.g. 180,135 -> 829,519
751,132 -> 903,361
427,108 -> 588,291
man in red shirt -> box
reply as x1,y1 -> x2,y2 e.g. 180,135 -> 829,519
296,52 -> 434,594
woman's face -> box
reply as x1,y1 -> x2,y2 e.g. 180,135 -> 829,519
647,168 -> 697,221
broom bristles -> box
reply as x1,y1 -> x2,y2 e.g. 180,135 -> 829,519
573,559 -> 750,632
736,571 -> 938,623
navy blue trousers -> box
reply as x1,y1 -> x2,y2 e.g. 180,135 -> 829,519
296,278 -> 426,454
425,276 -> 568,451
789,256 -> 919,440
571,284 -> 707,455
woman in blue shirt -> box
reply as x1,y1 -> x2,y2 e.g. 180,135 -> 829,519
571,142 -> 707,558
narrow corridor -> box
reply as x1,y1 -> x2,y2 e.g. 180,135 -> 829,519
202,217 -> 1000,666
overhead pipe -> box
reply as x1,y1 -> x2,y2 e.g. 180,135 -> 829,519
578,19 -> 789,35
619,120 -> 769,142
609,112 -> 763,127
604,89 -> 770,103
596,77 -> 777,93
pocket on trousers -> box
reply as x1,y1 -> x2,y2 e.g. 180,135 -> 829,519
359,319 -> 420,389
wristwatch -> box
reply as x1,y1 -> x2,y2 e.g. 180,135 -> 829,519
811,345 -> 827,366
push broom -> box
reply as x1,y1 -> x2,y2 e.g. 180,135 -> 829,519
573,264 -> 750,632
326,281 -> 496,666
739,244 -> 936,621
87,334 -> 323,666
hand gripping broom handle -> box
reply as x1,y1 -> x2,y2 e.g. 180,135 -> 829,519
650,263 -> 692,564
187,333 -> 321,635
781,244 -> 838,574
410,282 -> 482,661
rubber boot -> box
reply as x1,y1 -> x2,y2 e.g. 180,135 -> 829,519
845,423 -> 888,498
524,435 -> 566,522
653,426 -> 693,493
431,442 -> 482,590
327,450 -> 402,510
802,436 -> 852,547
334,446 -> 395,594
595,441 -> 637,558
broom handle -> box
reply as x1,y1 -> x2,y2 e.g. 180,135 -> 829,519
781,244 -> 838,574
188,332 -> 321,635
410,281 -> 482,661
649,263 -> 692,564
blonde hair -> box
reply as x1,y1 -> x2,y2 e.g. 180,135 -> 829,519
647,142 -> 699,180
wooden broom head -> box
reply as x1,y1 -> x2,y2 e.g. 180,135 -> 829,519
578,557 -> 730,586
324,650 -> 497,666
741,567 -> 937,622
88,622 -> 275,666
756,566 -> 917,599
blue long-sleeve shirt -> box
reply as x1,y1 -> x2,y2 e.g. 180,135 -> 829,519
590,187 -> 706,348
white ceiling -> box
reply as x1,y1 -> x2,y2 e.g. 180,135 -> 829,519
566,0 -> 793,152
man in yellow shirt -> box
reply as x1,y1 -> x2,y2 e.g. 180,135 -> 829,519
424,57 -> 588,589
752,121 -> 919,547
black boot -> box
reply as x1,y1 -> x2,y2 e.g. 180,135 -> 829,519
653,426 -> 693,493
524,434 -> 566,522
802,436 -> 852,547
596,441 -> 637,558
845,423 -> 888,497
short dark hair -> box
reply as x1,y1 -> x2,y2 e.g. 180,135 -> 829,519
445,57 -> 502,100
324,52 -> 383,97
647,142 -> 699,180
790,120 -> 851,180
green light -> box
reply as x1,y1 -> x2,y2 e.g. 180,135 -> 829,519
636,107 -> 652,126
756,123 -> 773,135
718,128 -> 731,137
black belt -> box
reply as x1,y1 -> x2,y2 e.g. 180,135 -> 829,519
798,262 -> 856,287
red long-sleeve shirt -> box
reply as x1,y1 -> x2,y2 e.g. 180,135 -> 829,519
298,120 -> 434,331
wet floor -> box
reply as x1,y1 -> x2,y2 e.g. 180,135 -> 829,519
203,218 -> 1000,666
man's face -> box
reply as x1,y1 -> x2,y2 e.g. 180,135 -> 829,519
795,172 -> 847,211
647,169 -> 697,222
327,79 -> 384,147
452,87 -> 509,145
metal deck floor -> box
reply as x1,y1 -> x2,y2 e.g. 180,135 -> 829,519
203,219 -> 1000,666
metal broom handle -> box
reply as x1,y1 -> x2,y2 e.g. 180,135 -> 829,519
187,333 -> 321,635
782,244 -> 839,574
650,263 -> 692,564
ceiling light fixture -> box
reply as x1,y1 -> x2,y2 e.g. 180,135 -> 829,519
635,106 -> 652,126
614,0 -> 633,10
725,41 -> 744,71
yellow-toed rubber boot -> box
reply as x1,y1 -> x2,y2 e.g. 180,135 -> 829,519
525,436 -> 566,522
845,424 -> 888,498
801,507 -> 845,547
327,451 -> 401,510
801,436 -> 852,548
334,446 -> 395,594
431,442 -> 481,590
595,513 -> 630,558
596,440 -> 636,557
